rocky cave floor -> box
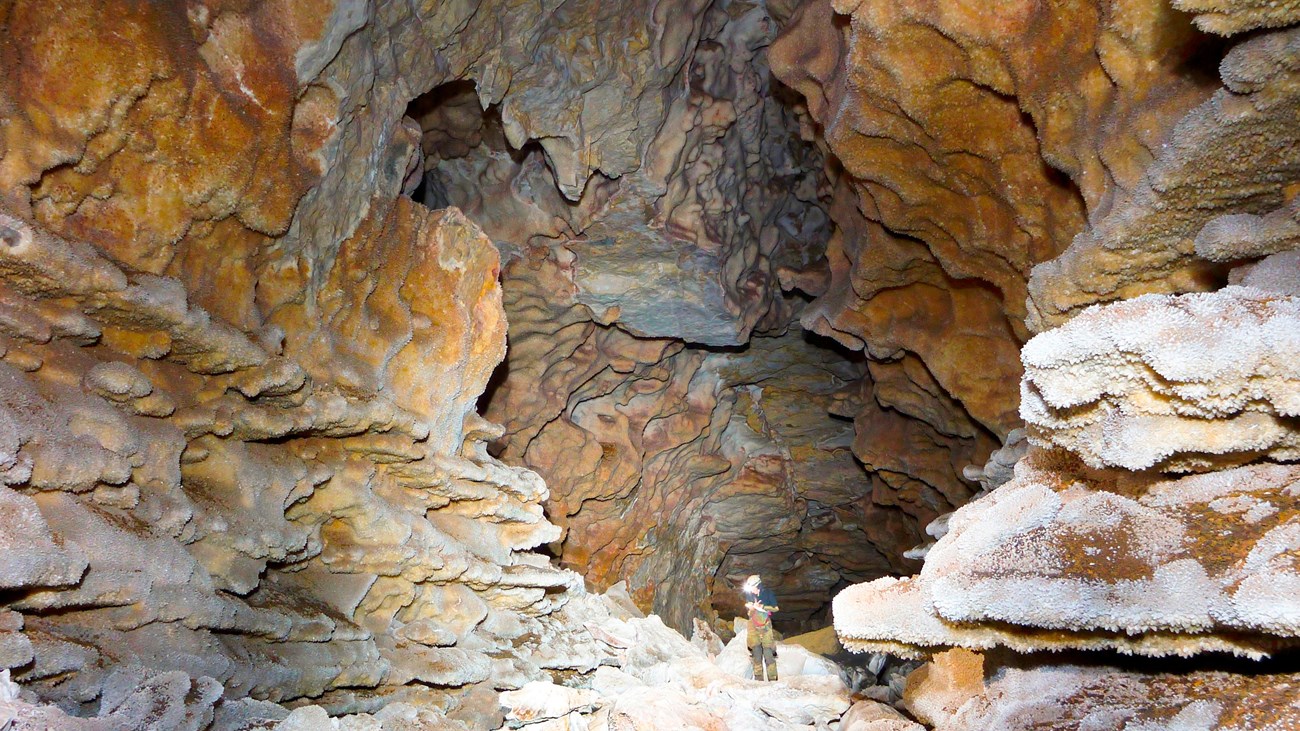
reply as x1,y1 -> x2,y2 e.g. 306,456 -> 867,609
1,0 -> 1299,729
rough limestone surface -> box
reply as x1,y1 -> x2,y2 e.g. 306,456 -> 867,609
4,0 -> 1300,727
769,0 -> 1220,439
0,198 -> 595,724
484,279 -> 921,632
900,649 -> 984,729
1022,287 -> 1300,471
407,0 -> 940,632
826,5 -> 1300,728
1026,23 -> 1300,331
417,0 -> 830,349
0,0 -> 674,723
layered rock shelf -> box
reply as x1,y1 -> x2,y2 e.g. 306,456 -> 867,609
0,0 -> 1298,729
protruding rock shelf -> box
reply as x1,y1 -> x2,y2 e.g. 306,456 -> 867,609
827,4 -> 1300,728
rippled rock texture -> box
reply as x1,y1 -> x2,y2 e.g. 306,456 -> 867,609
0,0 -> 625,725
828,3 -> 1300,727
4,0 -> 1299,727
410,0 -> 949,633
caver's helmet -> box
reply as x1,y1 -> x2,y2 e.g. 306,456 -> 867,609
742,574 -> 761,596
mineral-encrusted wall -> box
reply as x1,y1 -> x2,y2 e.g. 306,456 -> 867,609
829,1 -> 1300,726
0,0 -> 628,725
402,0 -> 867,632
2,0 -> 1297,727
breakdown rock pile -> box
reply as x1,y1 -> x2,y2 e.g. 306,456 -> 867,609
497,593 -> 857,731
831,4 -> 1300,728
0,586 -> 915,731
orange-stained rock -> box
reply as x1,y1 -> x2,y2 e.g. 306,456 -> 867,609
945,664 -> 1300,731
0,0 -> 344,330
769,0 -> 1221,439
902,648 -> 985,728
268,198 -> 507,456
1026,24 -> 1300,330
481,252 -> 903,631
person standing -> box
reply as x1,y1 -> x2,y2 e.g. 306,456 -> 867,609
742,574 -> 779,681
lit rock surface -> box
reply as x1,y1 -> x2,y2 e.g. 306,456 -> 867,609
1026,23 -> 1300,331
826,5 -> 1300,728
900,649 -> 984,729
929,457 -> 1300,641
945,664 -> 1300,731
842,450 -> 1300,656
1022,287 -> 1300,471
0,202 -> 588,723
2,0 -> 1299,726
769,0 -> 1219,438
496,594 -> 859,731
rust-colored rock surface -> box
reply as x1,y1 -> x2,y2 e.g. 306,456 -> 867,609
1027,24 -> 1300,331
2,0 -> 1298,726
769,0 -> 1221,439
0,0 -> 657,725
0,197 -> 588,722
483,259 -> 911,631
409,0 -> 934,633
828,3 -> 1300,726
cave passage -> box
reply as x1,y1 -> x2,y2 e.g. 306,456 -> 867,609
0,0 -> 1296,729
402,51 -> 995,635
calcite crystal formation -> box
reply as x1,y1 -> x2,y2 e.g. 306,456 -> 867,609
1022,287 -> 1300,471
1026,24 -> 1300,331
827,3 -> 1300,728
837,451 -> 1300,660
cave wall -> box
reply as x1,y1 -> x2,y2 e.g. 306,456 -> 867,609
417,0 -> 1006,633
0,0 -> 1296,727
407,0 -> 869,631
829,2 -> 1300,727
0,0 -> 631,725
